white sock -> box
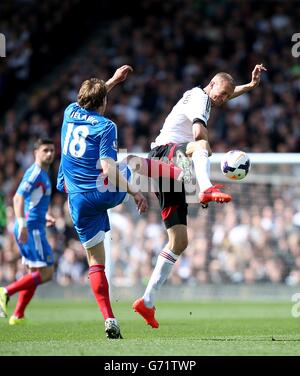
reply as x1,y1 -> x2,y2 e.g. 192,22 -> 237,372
192,149 -> 212,192
143,249 -> 179,308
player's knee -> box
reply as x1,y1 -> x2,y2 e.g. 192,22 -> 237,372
193,140 -> 212,156
40,266 -> 54,283
126,154 -> 141,172
194,139 -> 208,150
169,237 -> 188,254
175,241 -> 188,254
186,139 -> 211,157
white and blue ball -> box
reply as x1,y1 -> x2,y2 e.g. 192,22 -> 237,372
221,150 -> 251,180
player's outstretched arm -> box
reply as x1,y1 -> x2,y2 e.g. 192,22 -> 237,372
230,64 -> 267,99
105,65 -> 133,93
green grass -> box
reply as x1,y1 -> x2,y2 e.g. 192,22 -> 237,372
0,299 -> 300,355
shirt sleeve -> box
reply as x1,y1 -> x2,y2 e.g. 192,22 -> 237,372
56,162 -> 65,192
182,89 -> 211,126
16,168 -> 42,197
99,121 -> 118,161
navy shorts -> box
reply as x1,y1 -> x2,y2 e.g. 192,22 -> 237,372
148,143 -> 188,229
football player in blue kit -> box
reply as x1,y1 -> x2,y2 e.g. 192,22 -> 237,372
0,139 -> 56,325
56,66 -> 150,339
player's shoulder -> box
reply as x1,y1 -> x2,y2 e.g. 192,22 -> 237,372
180,86 -> 207,107
98,116 -> 117,131
182,85 -> 206,99
23,163 -> 42,180
191,86 -> 208,99
64,102 -> 77,114
19,164 -> 42,194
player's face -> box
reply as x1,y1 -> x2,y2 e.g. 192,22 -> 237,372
35,144 -> 55,166
209,80 -> 234,106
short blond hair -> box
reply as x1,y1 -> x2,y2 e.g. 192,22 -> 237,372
77,78 -> 107,110
213,72 -> 235,88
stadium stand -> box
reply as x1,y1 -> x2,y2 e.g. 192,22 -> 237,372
1,0 -> 300,287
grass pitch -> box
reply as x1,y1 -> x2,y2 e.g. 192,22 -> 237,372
0,299 -> 299,356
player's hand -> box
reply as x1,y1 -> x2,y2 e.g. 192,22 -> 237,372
132,191 -> 148,214
46,214 -> 56,227
112,65 -> 133,84
250,64 -> 267,88
18,227 -> 28,244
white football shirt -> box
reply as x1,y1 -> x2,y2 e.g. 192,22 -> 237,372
151,86 -> 211,148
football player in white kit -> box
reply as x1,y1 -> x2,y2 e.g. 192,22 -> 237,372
133,64 -> 266,328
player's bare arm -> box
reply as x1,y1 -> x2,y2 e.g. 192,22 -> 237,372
13,193 -> 28,243
193,121 -> 209,141
230,64 -> 267,99
105,65 -> 133,93
187,121 -> 212,156
100,158 -> 148,213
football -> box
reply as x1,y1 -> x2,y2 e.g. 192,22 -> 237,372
221,150 -> 251,180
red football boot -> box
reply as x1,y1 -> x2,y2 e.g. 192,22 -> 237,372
133,298 -> 159,329
199,184 -> 232,205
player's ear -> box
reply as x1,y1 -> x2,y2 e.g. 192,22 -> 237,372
209,80 -> 215,88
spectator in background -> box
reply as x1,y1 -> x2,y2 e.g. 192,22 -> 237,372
57,247 -> 86,286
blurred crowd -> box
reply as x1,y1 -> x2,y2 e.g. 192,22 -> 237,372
109,183 -> 300,287
0,0 -> 87,112
1,0 -> 300,287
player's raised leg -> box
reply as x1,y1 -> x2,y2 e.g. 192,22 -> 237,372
185,140 -> 232,205
125,154 -> 192,183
